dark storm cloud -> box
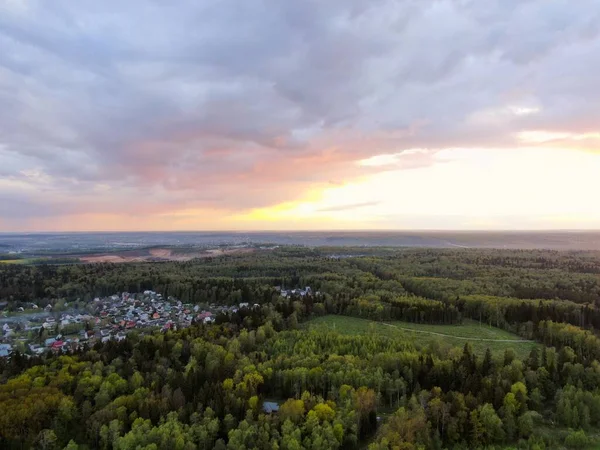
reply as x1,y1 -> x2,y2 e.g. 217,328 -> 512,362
1,0 -> 599,225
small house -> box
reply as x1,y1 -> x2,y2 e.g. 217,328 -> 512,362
0,344 -> 12,357
262,402 -> 280,414
29,344 -> 45,355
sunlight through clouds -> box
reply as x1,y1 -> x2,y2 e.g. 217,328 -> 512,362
240,147 -> 600,230
1,0 -> 600,230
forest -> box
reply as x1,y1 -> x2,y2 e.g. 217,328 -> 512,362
2,247 -> 600,449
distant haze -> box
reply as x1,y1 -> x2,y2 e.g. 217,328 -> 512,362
2,231 -> 600,253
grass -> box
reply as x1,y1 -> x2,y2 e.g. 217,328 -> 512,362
302,315 -> 540,359
0,259 -> 31,264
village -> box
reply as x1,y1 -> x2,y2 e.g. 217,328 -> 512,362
0,286 -> 316,358
1,291 -> 239,357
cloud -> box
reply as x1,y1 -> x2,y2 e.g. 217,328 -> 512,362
517,131 -> 600,144
1,0 -> 600,229
317,201 -> 379,212
358,149 -> 442,170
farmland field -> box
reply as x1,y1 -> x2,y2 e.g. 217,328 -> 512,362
302,315 -> 539,359
0,259 -> 32,264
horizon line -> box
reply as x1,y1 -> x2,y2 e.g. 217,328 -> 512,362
1,229 -> 600,234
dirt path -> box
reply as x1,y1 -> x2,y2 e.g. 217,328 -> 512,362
380,323 -> 534,343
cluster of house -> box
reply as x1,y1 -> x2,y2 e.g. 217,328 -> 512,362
278,286 -> 318,298
92,290 -> 220,332
0,286 -> 318,358
0,290 -> 252,357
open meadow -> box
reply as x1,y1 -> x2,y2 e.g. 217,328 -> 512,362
303,315 -> 540,359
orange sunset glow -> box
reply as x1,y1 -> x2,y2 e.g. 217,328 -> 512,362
1,1 -> 599,231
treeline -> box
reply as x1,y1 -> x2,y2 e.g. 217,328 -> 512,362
4,247 -> 600,307
332,294 -> 461,324
450,295 -> 600,330
353,251 -> 600,305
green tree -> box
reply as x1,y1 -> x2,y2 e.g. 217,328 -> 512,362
62,440 -> 79,450
564,429 -> 589,449
478,403 -> 504,444
37,429 -> 58,450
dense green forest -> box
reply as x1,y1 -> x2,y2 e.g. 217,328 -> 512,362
3,247 -> 600,449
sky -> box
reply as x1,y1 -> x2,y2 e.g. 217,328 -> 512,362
1,0 -> 600,232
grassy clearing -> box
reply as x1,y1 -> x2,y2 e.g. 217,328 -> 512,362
302,315 -> 540,359
0,259 -> 32,264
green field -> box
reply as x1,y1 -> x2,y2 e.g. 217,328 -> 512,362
302,315 -> 540,359
0,257 -> 74,265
